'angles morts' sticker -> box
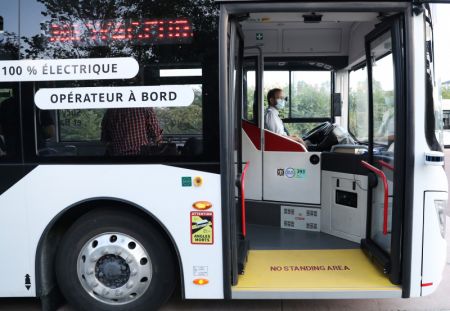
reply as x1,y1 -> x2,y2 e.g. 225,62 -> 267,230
191,211 -> 214,245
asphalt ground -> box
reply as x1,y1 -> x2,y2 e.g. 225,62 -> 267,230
1,150 -> 450,311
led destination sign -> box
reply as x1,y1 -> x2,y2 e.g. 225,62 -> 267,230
48,19 -> 194,45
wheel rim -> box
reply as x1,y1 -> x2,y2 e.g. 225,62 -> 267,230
77,232 -> 152,305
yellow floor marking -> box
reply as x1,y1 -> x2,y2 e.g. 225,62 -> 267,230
233,249 -> 400,291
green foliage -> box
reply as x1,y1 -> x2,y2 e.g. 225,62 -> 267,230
442,85 -> 450,100
348,79 -> 394,142
289,80 -> 330,118
155,87 -> 203,135
348,80 -> 368,140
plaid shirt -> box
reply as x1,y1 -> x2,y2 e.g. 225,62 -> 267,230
101,108 -> 162,156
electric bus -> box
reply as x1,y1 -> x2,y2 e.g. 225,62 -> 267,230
0,1 -> 448,310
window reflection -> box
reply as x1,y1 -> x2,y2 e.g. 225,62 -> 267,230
19,0 -> 219,160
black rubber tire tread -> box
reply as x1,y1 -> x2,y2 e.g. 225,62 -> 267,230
55,208 -> 176,311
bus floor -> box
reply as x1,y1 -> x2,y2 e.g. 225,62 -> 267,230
231,224 -> 401,299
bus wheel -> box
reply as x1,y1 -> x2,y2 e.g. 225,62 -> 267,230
55,209 -> 176,311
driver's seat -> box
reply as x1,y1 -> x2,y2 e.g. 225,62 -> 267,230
242,119 -> 320,205
264,129 -> 307,152
242,120 -> 307,152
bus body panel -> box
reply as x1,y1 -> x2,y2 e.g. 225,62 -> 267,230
408,11 -> 448,297
0,178 -> 31,297
422,191 -> 448,296
0,165 -> 224,299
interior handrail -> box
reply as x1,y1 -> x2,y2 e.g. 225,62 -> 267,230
361,160 -> 389,235
378,160 -> 395,171
241,161 -> 250,237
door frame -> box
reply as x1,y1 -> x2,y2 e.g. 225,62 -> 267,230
362,14 -> 406,285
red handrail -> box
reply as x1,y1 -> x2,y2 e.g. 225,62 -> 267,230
241,162 -> 250,237
361,160 -> 389,235
378,160 -> 395,171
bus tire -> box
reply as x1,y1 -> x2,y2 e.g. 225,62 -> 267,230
55,209 -> 176,311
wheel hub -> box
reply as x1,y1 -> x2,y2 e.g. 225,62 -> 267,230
95,254 -> 130,288
77,232 -> 152,305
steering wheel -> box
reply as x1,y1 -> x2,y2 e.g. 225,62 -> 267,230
302,121 -> 334,143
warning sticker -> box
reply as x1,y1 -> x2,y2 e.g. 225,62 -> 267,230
191,211 -> 214,245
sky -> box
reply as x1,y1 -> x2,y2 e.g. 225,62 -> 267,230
434,4 -> 450,83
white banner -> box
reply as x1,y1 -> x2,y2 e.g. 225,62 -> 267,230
34,85 -> 195,110
0,57 -> 139,82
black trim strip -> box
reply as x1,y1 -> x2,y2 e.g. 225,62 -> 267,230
219,5 -> 232,300
0,165 -> 36,195
401,9 -> 416,299
389,16 -> 406,285
282,117 -> 332,123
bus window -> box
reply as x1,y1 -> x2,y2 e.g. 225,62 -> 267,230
372,51 -> 395,149
263,69 -> 332,137
288,70 -> 331,136
0,89 -> 20,160
263,71 -> 289,108
443,110 -> 450,129
348,66 -> 369,142
0,1 -> 20,162
20,0 -> 219,161
244,69 -> 256,124
290,71 -> 331,118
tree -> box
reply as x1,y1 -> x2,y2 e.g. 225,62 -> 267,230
442,85 -> 450,99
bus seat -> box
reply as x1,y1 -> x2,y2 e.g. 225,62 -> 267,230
264,129 -> 307,152
242,119 -> 307,152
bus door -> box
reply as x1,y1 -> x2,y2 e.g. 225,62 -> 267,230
225,17 -> 247,285
242,48 -> 263,201
361,15 -> 405,285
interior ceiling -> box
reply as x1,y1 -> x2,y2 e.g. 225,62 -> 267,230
244,12 -> 380,24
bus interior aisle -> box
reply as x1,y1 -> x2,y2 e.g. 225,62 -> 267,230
232,8 -> 405,298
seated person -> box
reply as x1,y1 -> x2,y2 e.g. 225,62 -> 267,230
101,108 -> 162,156
264,88 -> 305,145
0,95 -> 20,158
37,109 -> 56,151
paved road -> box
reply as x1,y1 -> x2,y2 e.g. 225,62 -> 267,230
1,151 -> 450,311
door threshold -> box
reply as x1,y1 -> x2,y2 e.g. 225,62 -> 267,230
231,288 -> 401,299
231,249 -> 401,299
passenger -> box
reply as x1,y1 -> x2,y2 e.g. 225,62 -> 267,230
264,88 -> 305,144
101,108 -> 163,156
37,109 -> 56,151
0,95 -> 20,158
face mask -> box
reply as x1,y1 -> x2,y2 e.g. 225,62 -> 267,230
275,98 -> 285,110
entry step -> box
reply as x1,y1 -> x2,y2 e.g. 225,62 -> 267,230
232,249 -> 401,299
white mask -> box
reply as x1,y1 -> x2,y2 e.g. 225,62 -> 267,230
275,98 -> 286,110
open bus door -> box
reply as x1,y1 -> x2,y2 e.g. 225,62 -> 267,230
361,15 -> 405,285
221,14 -> 248,286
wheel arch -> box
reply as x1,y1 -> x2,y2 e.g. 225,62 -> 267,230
35,197 -> 184,299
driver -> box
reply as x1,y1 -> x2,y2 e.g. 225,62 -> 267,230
264,88 -> 305,145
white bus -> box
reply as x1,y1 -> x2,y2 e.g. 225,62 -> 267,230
0,1 -> 448,310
